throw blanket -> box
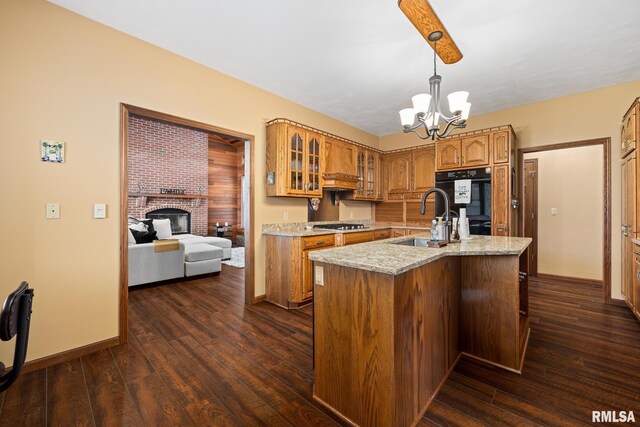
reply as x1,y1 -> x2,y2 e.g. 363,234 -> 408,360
153,239 -> 180,253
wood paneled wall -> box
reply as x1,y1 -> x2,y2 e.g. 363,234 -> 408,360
208,136 -> 241,235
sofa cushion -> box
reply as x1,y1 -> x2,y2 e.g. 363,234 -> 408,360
140,219 -> 158,239
153,218 -> 173,239
130,229 -> 157,244
184,243 -> 223,262
127,228 -> 136,245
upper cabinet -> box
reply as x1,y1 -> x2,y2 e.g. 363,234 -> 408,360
436,135 -> 489,170
383,146 -> 435,200
266,122 -> 324,197
622,99 -> 639,159
461,135 -> 490,167
347,147 -> 381,200
411,147 -> 435,193
492,131 -> 510,164
386,152 -> 412,194
436,140 -> 461,170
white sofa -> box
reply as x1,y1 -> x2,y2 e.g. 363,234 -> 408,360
127,234 -> 232,287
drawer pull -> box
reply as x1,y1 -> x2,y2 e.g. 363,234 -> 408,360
315,241 -> 325,245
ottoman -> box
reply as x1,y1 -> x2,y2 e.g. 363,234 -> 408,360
184,243 -> 223,277
174,235 -> 232,260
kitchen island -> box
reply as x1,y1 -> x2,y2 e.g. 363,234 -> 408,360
309,235 -> 531,427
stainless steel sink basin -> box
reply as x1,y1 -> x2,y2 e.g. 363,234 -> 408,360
392,238 -> 430,247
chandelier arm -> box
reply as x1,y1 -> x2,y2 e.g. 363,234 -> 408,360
404,128 -> 435,141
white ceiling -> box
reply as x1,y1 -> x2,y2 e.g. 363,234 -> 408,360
48,0 -> 640,136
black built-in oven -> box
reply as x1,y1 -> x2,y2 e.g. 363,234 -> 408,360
435,167 -> 492,236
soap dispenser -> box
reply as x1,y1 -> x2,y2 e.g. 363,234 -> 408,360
436,217 -> 445,242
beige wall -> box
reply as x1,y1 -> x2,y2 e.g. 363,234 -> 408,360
524,147 -> 603,280
0,0 -> 377,362
381,81 -> 640,299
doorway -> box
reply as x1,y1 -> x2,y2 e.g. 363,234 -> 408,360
523,159 -> 538,276
518,138 -> 611,303
119,104 -> 256,343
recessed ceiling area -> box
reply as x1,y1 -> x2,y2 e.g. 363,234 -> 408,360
48,0 -> 640,136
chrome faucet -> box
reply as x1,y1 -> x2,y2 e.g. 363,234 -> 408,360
420,188 -> 451,241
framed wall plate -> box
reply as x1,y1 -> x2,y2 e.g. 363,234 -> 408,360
41,140 -> 65,163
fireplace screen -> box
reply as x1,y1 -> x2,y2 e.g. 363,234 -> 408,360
146,208 -> 190,234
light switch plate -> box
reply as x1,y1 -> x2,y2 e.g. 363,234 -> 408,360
46,203 -> 60,219
551,208 -> 558,216
93,203 -> 107,219
315,266 -> 324,286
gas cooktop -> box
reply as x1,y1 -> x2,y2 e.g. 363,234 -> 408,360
313,223 -> 366,230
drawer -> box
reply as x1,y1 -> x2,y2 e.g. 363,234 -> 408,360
301,234 -> 335,249
338,231 -> 375,246
387,193 -> 404,200
374,228 -> 392,240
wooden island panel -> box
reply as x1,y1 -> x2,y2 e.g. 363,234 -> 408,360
313,248 -> 529,427
314,258 -> 461,427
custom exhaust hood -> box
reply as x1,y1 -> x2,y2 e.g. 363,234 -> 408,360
321,172 -> 359,191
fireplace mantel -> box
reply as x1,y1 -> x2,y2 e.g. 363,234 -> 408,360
128,193 -> 207,200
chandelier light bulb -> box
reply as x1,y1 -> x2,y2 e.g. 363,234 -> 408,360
399,108 -> 416,127
411,94 -> 432,115
461,102 -> 471,121
447,91 -> 469,115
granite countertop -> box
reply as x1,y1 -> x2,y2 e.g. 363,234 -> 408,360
308,235 -> 532,276
262,221 -> 428,237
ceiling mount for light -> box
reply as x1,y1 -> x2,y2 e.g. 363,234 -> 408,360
398,0 -> 463,64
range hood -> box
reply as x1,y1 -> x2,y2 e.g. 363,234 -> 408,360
322,173 -> 359,191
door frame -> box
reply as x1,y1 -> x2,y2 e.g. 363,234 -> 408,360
523,158 -> 538,276
517,138 -> 611,304
119,104 -> 256,344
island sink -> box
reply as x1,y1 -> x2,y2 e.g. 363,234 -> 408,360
391,238 -> 430,247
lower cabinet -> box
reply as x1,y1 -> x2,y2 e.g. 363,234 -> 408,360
265,234 -> 335,309
633,250 -> 640,318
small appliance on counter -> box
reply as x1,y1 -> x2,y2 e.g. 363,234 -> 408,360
313,223 -> 366,231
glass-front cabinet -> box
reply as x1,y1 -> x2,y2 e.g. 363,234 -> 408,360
266,121 -> 324,197
352,146 -> 381,200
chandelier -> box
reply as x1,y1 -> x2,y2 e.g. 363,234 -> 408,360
399,31 -> 471,140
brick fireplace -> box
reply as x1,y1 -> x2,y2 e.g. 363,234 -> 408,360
127,114 -> 208,236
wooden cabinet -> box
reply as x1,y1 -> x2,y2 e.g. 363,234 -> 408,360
621,99 -> 639,158
436,135 -> 489,170
492,164 -> 510,236
436,139 -> 461,170
411,146 -> 436,192
373,228 -> 391,240
384,146 -> 435,200
386,152 -> 412,194
461,135 -> 490,167
492,131 -> 510,164
266,122 -> 324,198
335,230 -> 375,246
634,251 -> 640,318
348,148 -> 381,200
621,154 -> 636,308
265,234 -> 334,308
621,99 -> 640,321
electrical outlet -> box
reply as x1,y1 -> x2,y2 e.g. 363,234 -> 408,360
46,203 -> 60,219
284,211 -> 289,221
315,266 -> 324,286
350,212 -> 354,219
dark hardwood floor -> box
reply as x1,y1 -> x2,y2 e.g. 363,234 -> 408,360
1,268 -> 639,426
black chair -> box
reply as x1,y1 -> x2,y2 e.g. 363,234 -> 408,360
0,282 -> 34,392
